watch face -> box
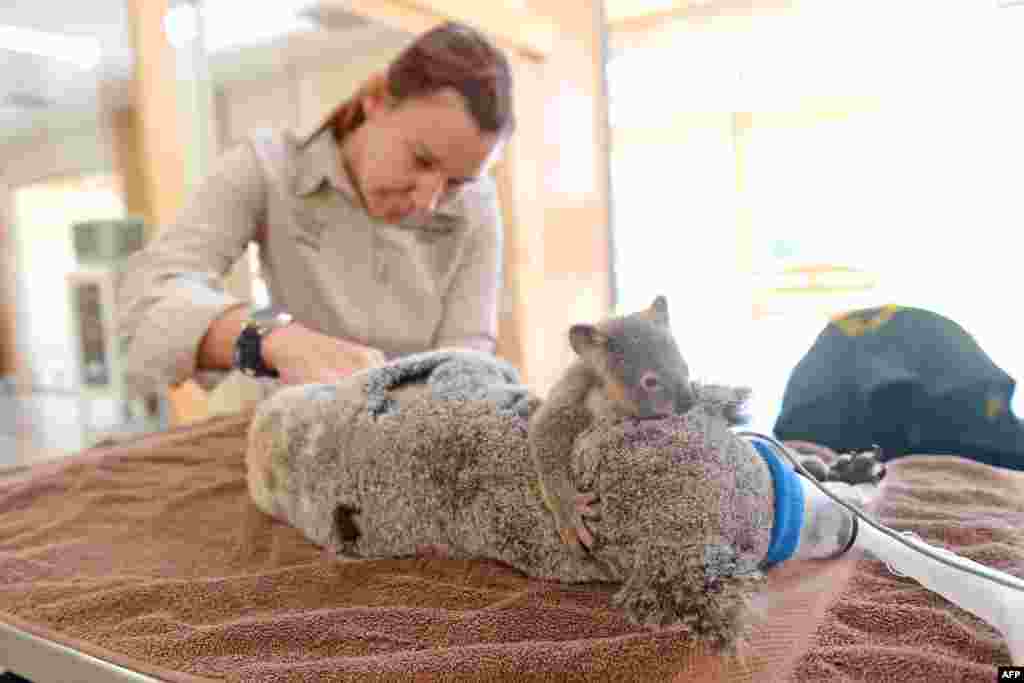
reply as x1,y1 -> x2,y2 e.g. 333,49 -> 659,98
249,306 -> 280,323
249,307 -> 293,329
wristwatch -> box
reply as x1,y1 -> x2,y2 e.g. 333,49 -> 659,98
233,308 -> 294,379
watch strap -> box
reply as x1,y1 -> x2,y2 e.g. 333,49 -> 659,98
233,311 -> 292,379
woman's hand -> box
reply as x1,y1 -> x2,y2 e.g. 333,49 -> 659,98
262,322 -> 387,385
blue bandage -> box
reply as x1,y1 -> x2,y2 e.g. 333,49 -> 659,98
747,437 -> 805,567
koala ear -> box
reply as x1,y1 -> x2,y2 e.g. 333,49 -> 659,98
569,324 -> 608,356
646,295 -> 670,327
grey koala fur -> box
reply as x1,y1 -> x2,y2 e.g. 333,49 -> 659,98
246,350 -> 776,649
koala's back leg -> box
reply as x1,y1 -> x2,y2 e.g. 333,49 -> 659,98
246,404 -> 289,519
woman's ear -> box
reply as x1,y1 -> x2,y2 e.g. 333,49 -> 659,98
361,91 -> 388,120
359,72 -> 391,120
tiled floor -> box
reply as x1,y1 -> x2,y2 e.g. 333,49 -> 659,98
0,390 -> 167,468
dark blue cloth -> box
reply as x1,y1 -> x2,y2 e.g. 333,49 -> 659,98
773,305 -> 1024,471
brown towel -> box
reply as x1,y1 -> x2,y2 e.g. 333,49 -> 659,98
0,416 -> 1016,681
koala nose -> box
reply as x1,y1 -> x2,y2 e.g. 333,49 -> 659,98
676,385 -> 696,414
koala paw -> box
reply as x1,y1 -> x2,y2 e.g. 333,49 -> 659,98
829,446 -> 886,485
554,492 -> 600,557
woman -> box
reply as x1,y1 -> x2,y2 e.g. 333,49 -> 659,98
117,22 -> 514,399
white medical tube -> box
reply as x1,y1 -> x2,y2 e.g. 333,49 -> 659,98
854,520 -> 1024,665
794,475 -> 1024,665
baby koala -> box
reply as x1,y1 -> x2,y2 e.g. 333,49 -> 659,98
528,295 -> 695,555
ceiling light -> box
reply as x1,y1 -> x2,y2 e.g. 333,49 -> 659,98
164,3 -> 200,48
201,1 -> 316,53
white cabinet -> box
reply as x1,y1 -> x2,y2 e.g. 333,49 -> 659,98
66,266 -> 165,445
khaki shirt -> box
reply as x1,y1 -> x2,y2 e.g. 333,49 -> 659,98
117,124 -> 503,397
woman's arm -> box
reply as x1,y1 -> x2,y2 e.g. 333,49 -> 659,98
116,140 -> 267,397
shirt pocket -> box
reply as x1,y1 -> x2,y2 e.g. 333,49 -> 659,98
287,187 -> 335,252
370,225 -> 460,347
374,224 -> 467,295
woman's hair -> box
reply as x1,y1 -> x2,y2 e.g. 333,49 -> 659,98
322,22 -> 515,141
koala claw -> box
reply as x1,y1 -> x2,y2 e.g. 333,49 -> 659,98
576,491 -> 600,520
557,497 -> 597,555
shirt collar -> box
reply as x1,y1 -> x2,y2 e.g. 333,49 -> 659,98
290,119 -> 467,232
292,125 -> 356,200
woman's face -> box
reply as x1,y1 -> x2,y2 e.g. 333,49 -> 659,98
344,87 -> 502,224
